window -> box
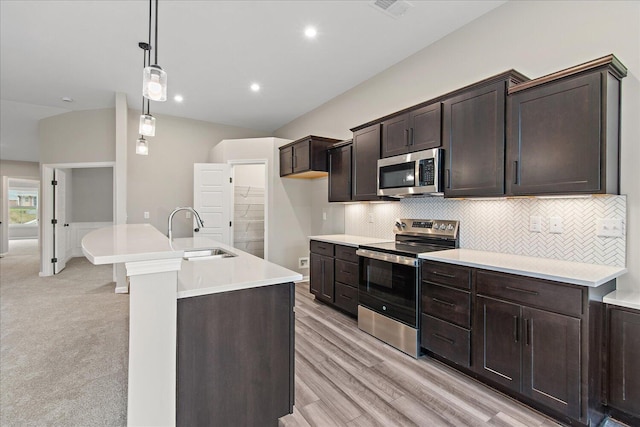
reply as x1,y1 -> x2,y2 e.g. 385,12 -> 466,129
9,187 -> 38,225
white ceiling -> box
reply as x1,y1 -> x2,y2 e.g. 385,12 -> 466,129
0,0 -> 506,162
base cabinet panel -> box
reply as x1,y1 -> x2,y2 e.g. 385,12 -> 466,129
522,306 -> 581,419
177,283 -> 294,426
474,296 -> 522,390
609,307 -> 640,418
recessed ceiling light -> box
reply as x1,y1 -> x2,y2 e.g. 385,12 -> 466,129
61,97 -> 73,102
304,26 -> 317,39
250,83 -> 260,92
174,94 -> 184,102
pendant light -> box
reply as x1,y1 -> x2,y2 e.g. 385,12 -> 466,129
137,42 -> 154,154
142,0 -> 167,101
136,137 -> 149,155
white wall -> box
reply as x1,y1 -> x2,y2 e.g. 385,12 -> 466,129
71,167 -> 113,222
39,109 -> 115,164
210,137 -> 317,274
127,111 -> 265,238
233,164 -> 265,188
275,1 -> 640,292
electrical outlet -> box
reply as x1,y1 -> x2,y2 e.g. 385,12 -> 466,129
529,216 -> 541,233
549,216 -> 563,234
143,211 -> 150,219
369,213 -> 374,223
185,211 -> 191,219
298,257 -> 309,269
596,218 -> 623,237
322,211 -> 327,221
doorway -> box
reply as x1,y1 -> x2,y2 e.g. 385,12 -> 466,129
230,161 -> 267,259
0,177 -> 40,256
40,162 -> 115,276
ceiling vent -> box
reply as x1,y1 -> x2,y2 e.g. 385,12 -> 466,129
370,0 -> 413,19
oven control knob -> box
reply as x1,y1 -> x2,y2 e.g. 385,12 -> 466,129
433,223 -> 439,229
447,224 -> 454,231
439,224 -> 447,230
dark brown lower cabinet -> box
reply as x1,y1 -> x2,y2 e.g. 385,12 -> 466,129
310,252 -> 334,303
475,296 -> 581,419
176,283 -> 294,427
468,269 -> 613,426
608,306 -> 640,421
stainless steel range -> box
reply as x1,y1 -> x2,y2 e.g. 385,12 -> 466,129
356,219 -> 459,358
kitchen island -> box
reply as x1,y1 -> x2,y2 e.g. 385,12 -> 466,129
82,225 -> 301,427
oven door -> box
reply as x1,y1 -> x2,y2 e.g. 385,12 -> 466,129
357,250 -> 419,328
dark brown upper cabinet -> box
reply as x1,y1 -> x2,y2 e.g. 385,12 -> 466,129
442,71 -> 527,198
507,55 -> 627,196
279,135 -> 341,179
381,102 -> 442,158
352,123 -> 382,201
328,141 -> 352,202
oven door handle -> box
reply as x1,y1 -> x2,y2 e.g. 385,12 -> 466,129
356,249 -> 419,267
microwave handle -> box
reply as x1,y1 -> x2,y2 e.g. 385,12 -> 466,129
445,169 -> 451,189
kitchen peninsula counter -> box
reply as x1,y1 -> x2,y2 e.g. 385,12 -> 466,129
82,225 -> 300,426
420,248 -> 627,287
172,237 -> 302,299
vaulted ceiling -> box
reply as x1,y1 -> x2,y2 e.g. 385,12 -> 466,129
1,0 -> 506,161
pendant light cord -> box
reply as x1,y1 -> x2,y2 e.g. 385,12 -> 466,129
154,0 -> 159,65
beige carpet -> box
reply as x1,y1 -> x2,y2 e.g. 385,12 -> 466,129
0,239 -> 129,426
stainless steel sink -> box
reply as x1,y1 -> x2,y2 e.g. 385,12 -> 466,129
183,248 -> 237,260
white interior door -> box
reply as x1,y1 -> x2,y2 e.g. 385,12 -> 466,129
194,163 -> 232,245
54,169 -> 67,274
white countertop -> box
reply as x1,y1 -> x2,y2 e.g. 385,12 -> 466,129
173,237 -> 302,299
420,248 -> 627,287
308,234 -> 394,247
603,290 -> 640,311
82,224 -> 183,264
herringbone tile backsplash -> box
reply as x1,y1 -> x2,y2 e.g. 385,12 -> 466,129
344,195 -> 626,267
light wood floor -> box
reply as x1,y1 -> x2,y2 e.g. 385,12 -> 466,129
281,282 -> 566,427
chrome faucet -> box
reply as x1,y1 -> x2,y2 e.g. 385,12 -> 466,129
168,207 -> 204,241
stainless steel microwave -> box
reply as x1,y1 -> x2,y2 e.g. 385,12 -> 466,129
377,149 -> 444,197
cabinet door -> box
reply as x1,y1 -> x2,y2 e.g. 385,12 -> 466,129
507,72 -> 602,195
310,253 -> 334,302
352,123 -> 381,201
279,146 -> 293,177
410,102 -> 441,152
382,114 -> 409,158
474,296 -> 521,390
443,81 -> 506,197
293,141 -> 310,173
609,308 -> 640,417
522,307 -> 581,419
328,145 -> 352,202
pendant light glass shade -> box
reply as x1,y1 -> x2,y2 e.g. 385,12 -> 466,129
143,65 -> 167,101
136,137 -> 149,155
139,113 -> 156,136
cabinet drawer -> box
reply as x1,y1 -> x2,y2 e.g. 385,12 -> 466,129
421,314 -> 470,367
422,261 -> 471,290
310,240 -> 334,257
335,259 -> 358,287
334,282 -> 358,315
335,244 -> 358,263
422,283 -> 470,328
476,270 -> 582,317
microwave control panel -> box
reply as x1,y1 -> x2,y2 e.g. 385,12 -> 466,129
419,158 -> 435,186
